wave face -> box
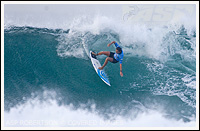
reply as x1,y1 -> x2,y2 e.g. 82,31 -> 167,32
4,4 -> 197,127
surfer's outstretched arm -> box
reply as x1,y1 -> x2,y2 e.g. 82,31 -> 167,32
107,41 -> 116,47
120,64 -> 123,77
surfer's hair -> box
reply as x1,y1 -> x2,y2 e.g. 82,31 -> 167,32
116,47 -> 122,54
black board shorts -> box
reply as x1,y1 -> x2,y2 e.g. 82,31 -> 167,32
109,52 -> 119,63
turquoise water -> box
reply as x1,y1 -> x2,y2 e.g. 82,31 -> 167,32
4,24 -> 196,126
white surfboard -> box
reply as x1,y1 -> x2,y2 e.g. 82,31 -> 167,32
90,51 -> 111,86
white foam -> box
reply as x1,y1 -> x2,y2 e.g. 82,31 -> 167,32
4,90 -> 196,127
182,75 -> 196,89
146,61 -> 196,108
56,14 -> 195,62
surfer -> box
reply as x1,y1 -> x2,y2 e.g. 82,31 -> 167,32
92,41 -> 124,77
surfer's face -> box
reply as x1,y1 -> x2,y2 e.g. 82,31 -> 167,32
116,49 -> 121,54
116,49 -> 120,54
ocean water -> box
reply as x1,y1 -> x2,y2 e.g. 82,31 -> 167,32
4,4 -> 197,127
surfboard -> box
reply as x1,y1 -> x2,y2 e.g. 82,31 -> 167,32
90,51 -> 111,86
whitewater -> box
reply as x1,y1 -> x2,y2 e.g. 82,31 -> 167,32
3,3 -> 198,128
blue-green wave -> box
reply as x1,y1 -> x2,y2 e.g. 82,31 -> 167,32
4,25 -> 196,122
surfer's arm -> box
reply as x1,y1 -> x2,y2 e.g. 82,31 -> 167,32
109,41 -> 120,48
120,64 -> 123,77
107,41 -> 117,47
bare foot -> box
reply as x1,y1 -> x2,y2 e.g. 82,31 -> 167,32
92,52 -> 97,56
98,67 -> 103,70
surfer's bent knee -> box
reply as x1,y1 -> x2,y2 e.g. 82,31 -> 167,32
106,57 -> 113,62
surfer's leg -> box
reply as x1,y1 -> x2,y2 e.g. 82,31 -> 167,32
98,57 -> 113,70
99,51 -> 110,57
92,51 -> 110,57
